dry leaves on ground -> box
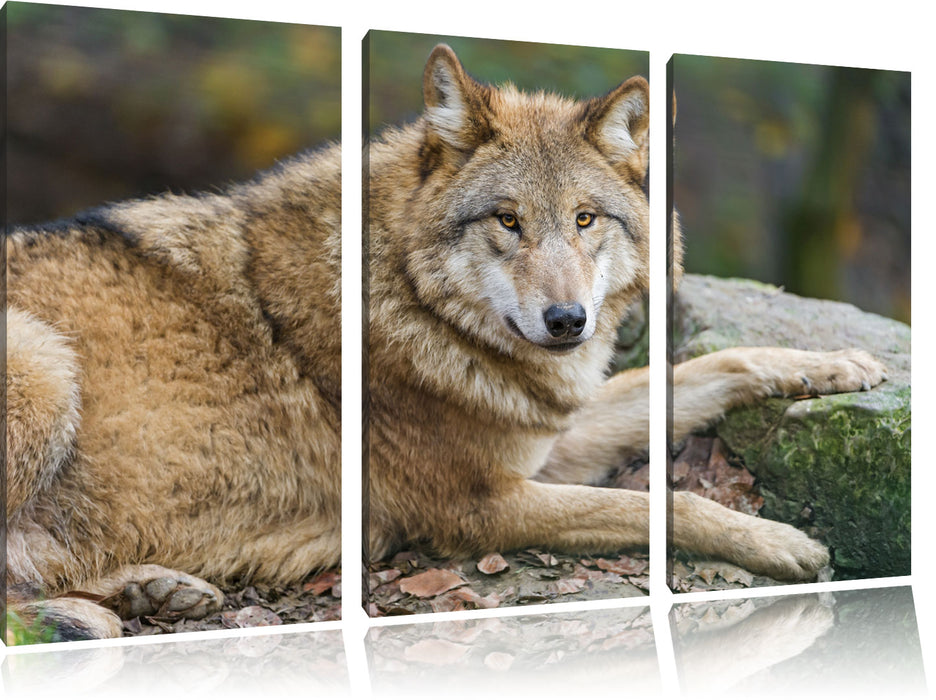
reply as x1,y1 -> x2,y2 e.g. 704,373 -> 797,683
670,435 -> 764,515
367,548 -> 649,616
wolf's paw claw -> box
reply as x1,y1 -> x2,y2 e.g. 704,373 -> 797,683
797,349 -> 887,397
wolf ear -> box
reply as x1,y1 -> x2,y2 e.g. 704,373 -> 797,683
422,44 -> 492,152
585,76 -> 650,178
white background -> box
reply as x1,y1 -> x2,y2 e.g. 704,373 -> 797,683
3,0 -> 932,697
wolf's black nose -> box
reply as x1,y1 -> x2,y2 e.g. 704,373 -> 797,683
544,303 -> 587,338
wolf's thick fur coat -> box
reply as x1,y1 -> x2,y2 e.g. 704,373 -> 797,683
364,45 -> 884,582
6,44 -> 886,639
7,147 -> 341,638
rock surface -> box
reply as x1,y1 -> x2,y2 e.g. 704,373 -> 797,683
672,274 -> 911,579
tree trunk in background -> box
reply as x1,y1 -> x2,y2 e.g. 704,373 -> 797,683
782,67 -> 877,302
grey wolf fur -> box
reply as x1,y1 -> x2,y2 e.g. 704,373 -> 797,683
365,45 -> 885,589
6,146 -> 341,640
6,44 -> 886,640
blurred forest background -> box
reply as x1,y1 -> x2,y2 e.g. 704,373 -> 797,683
672,55 -> 910,323
365,32 -> 647,137
5,3 -> 340,225
6,10 -> 908,323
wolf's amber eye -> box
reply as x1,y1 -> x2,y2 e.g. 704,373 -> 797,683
576,213 -> 594,228
499,213 -> 519,230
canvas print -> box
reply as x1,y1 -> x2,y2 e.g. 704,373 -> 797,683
4,3 -> 341,644
363,32 -> 654,614
666,54 -> 910,591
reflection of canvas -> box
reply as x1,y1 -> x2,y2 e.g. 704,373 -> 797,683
671,588 -> 925,694
364,34 -> 656,614
668,54 -> 911,591
5,4 -> 342,644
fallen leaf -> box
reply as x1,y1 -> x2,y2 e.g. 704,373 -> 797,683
573,563 -> 608,582
304,570 -> 340,595
717,563 -> 754,586
628,574 -> 650,590
517,549 -> 556,567
690,560 -> 754,588
370,568 -> 402,586
536,552 -> 559,567
379,606 -> 417,616
672,436 -> 764,515
692,563 -> 717,585
477,552 -> 509,575
376,583 -> 405,605
550,577 -> 588,595
596,555 -> 649,576
474,592 -> 502,609
399,568 -> 466,598
430,593 -> 466,613
671,435 -> 713,488
448,587 -> 502,609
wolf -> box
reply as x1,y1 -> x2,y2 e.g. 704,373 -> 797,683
365,45 -> 885,590
6,145 -> 342,640
6,44 -> 885,642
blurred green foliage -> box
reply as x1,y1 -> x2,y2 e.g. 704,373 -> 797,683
672,55 -> 910,323
6,3 -> 340,224
5,609 -> 59,646
365,31 -> 647,135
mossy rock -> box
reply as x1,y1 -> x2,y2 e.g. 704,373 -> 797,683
612,295 -> 649,372
673,274 -> 911,579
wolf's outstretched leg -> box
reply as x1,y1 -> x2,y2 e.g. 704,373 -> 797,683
535,347 -> 886,485
670,490 -> 829,580
670,346 -> 887,442
447,480 -> 826,581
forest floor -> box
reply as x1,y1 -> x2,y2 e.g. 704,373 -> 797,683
122,433 -> 786,636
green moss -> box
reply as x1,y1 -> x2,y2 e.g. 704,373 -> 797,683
718,386 -> 911,578
6,610 -> 61,646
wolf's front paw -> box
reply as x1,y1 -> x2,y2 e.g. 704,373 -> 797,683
736,517 -> 830,581
101,572 -> 223,621
793,349 -> 887,397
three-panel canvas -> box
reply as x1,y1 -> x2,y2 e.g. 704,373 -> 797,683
2,1 -> 913,666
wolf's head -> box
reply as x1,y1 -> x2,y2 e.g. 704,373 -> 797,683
403,45 -> 651,358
